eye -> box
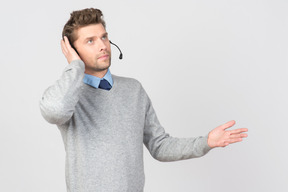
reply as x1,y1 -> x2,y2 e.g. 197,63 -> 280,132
87,39 -> 93,44
102,35 -> 107,40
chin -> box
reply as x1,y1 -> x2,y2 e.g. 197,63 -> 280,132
97,64 -> 111,71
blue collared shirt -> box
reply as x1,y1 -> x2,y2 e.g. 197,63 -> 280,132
83,69 -> 113,89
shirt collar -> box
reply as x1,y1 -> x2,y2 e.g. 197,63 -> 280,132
83,69 -> 113,89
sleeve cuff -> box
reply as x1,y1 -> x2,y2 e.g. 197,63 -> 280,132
201,135 -> 213,154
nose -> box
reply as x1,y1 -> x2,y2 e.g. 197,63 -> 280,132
98,39 -> 107,52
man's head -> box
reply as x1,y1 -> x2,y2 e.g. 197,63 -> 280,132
62,8 -> 106,48
62,8 -> 111,77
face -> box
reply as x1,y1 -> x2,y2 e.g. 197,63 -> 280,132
74,24 -> 111,77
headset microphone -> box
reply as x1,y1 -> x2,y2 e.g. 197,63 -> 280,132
110,41 -> 123,59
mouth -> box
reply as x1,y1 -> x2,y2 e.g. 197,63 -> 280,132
98,54 -> 109,60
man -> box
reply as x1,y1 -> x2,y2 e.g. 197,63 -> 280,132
40,8 -> 248,192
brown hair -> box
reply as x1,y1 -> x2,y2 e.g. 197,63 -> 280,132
62,8 -> 106,46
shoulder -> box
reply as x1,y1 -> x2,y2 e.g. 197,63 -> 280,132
112,75 -> 143,89
112,75 -> 150,98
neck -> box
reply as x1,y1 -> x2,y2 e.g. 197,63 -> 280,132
85,69 -> 108,78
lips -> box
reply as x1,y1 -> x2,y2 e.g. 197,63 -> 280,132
98,54 -> 109,60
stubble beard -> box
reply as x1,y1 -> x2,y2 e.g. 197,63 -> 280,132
94,56 -> 111,72
85,53 -> 112,73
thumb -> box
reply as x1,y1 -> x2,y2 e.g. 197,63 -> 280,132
218,120 -> 236,130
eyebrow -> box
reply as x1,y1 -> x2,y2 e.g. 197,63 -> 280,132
83,33 -> 108,41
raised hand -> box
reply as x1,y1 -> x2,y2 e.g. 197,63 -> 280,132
207,120 -> 248,148
61,36 -> 81,64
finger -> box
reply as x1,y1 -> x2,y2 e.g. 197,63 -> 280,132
230,128 -> 248,135
230,133 -> 248,139
61,39 -> 68,55
228,138 -> 243,144
64,36 -> 73,50
219,120 -> 236,131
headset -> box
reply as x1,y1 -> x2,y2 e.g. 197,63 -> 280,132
70,39 -> 123,60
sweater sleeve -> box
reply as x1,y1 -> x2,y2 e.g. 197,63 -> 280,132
39,60 -> 85,125
143,96 -> 212,162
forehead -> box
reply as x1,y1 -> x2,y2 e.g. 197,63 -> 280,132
75,24 -> 107,40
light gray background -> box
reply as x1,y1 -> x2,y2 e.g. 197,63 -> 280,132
1,0 -> 287,191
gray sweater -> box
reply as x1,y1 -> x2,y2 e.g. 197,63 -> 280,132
40,60 -> 211,192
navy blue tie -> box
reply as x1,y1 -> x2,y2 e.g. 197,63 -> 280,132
99,79 -> 112,90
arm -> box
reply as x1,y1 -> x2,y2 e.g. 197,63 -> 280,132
143,97 -> 212,162
39,37 -> 83,125
143,96 -> 248,162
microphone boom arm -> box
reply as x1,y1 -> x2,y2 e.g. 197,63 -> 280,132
110,40 -> 123,59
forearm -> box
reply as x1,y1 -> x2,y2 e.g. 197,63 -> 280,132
39,60 -> 85,125
150,135 -> 212,162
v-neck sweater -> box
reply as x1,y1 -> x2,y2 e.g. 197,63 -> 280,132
40,60 -> 211,192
